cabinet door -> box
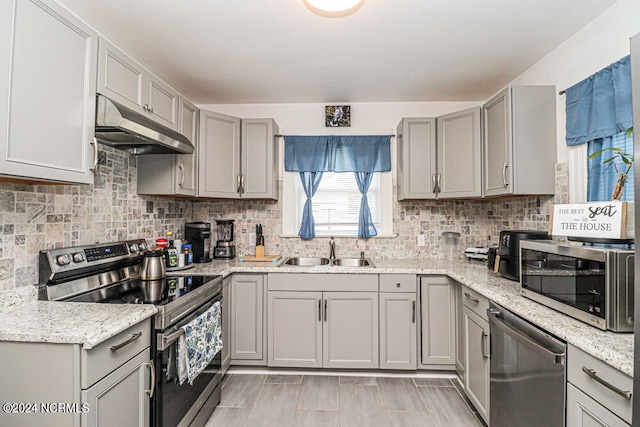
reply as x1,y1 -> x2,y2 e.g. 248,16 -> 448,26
464,306 -> 490,424
221,276 -> 231,375
0,0 -> 97,184
323,292 -> 379,369
230,274 -> 264,361
241,119 -> 279,199
379,293 -> 417,370
268,291 -> 323,368
566,383 -> 630,427
146,72 -> 179,130
198,109 -> 241,198
455,283 -> 465,379
483,88 -> 513,196
437,107 -> 482,198
97,37 -> 145,112
420,276 -> 455,365
82,350 -> 151,427
175,96 -> 198,196
396,118 -> 437,200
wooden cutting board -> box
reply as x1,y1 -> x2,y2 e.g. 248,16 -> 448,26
239,255 -> 282,263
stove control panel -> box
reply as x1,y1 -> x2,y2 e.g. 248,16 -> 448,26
39,239 -> 148,284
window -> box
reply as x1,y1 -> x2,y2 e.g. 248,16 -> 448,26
587,131 -> 634,202
282,171 -> 393,237
294,172 -> 380,235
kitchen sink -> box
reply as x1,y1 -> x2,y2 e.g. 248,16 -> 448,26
282,257 -> 331,266
280,257 -> 375,268
332,258 -> 376,267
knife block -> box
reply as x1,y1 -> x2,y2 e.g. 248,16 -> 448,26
255,245 -> 265,258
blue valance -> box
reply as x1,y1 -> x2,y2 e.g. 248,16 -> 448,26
284,135 -> 391,172
565,55 -> 633,146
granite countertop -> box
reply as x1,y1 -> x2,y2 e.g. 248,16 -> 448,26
0,286 -> 157,349
0,257 -> 633,376
178,257 -> 634,377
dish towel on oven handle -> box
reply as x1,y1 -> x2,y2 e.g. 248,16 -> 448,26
177,301 -> 223,385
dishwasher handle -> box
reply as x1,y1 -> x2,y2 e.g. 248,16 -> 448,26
488,307 -> 565,365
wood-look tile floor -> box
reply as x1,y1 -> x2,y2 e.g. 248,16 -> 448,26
205,373 -> 485,427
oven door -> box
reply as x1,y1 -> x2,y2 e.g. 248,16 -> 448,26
153,293 -> 222,427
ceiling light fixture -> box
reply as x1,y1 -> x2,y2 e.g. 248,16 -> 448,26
303,0 -> 365,18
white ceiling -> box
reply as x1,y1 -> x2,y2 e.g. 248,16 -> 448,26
59,0 -> 618,104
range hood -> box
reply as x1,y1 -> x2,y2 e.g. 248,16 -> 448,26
95,94 -> 194,155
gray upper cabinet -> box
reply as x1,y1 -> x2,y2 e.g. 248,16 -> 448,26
483,86 -> 556,197
198,109 -> 241,198
97,37 -> 179,131
397,118 -> 437,200
436,107 -> 482,198
397,108 -> 481,200
137,95 -> 198,196
198,111 -> 278,199
0,0 -> 98,184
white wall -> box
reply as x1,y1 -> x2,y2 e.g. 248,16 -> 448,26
510,0 -> 640,164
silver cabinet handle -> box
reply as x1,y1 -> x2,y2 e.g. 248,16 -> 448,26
432,173 -> 437,194
502,162 -> 509,187
146,360 -> 156,397
464,292 -> 480,303
90,137 -> 98,173
412,300 -> 416,324
236,174 -> 242,193
396,282 -> 401,288
318,299 -> 322,322
481,331 -> 489,360
324,299 -> 328,322
149,106 -> 154,113
110,332 -> 142,352
143,104 -> 150,112
178,164 -> 185,187
582,366 -> 632,401
240,174 -> 245,194
437,173 -> 442,193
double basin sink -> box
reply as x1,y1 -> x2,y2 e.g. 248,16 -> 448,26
281,257 -> 376,268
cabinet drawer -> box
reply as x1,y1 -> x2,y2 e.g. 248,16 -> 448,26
567,344 -> 632,425
461,286 -> 489,319
380,274 -> 416,292
268,273 -> 378,292
567,383 -> 630,427
82,319 -> 151,389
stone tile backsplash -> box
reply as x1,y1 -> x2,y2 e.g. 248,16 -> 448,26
0,147 -> 568,291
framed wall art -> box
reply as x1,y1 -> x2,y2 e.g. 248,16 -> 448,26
325,105 -> 351,127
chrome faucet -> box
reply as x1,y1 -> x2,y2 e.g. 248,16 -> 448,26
329,236 -> 336,262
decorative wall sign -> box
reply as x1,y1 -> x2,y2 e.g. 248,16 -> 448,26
325,105 -> 351,127
549,202 -> 628,239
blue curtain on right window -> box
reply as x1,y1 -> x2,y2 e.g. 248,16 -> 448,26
565,55 -> 633,201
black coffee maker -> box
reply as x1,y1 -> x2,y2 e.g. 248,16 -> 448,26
185,222 -> 212,263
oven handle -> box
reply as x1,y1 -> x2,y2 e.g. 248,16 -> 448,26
146,360 -> 156,398
158,294 -> 222,349
488,308 -> 565,365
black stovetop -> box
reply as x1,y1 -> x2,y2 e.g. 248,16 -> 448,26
65,275 -> 221,306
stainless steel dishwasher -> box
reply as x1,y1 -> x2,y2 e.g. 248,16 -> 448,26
488,302 -> 566,427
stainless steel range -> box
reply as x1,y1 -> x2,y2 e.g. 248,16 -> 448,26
38,239 -> 223,427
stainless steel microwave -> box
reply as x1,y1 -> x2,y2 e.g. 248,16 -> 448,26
519,240 -> 634,332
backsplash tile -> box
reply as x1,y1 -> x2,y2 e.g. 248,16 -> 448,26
0,153 -> 569,292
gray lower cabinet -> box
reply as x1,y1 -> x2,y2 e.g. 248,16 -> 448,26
379,292 -> 417,370
455,282 -> 466,380
0,319 -> 151,427
482,85 -> 556,197
566,344 -> 632,426
230,274 -> 266,364
137,95 -> 198,196
0,0 -> 98,184
82,350 -> 150,427
419,276 -> 455,366
221,275 -> 231,374
267,290 -> 379,369
463,306 -> 490,424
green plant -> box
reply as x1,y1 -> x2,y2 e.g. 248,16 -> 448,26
587,127 -> 634,200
